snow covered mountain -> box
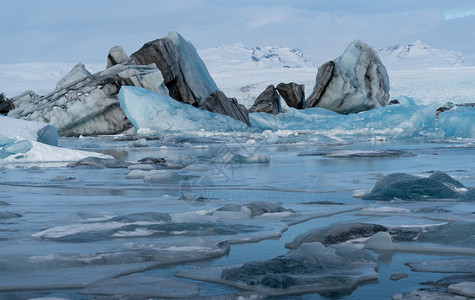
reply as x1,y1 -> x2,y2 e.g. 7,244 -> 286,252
198,44 -> 315,69
377,40 -> 467,69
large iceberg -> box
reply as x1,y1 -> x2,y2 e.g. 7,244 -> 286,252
8,63 -> 167,136
306,40 -> 390,114
131,31 -> 218,106
118,86 -> 249,134
131,32 -> 250,124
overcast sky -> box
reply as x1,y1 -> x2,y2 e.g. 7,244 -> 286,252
1,0 -> 475,65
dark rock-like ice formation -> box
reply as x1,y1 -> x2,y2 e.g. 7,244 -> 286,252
8,63 -> 167,136
131,31 -> 218,107
131,32 -> 250,125
306,40 -> 390,114
249,85 -> 282,115
0,93 -> 13,115
107,45 -> 136,68
276,82 -> 305,109
201,90 -> 250,125
363,171 -> 471,201
285,222 -> 388,249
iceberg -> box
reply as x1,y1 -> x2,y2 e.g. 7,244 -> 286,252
285,222 -> 388,249
131,31 -> 218,106
8,62 -> 167,136
0,114 -> 58,146
306,40 -> 389,114
175,242 -> 378,296
438,106 -> 475,138
250,104 -> 437,138
118,86 -> 249,133
0,114 -> 109,164
362,171 -> 470,201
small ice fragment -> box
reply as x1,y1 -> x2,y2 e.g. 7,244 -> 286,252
364,231 -> 393,250
128,138 -> 148,147
390,273 -> 408,281
447,282 -> 475,298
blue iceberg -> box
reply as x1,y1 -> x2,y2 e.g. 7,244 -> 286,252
118,86 -> 249,134
438,106 -> 475,138
250,104 -> 437,138
0,135 -> 32,159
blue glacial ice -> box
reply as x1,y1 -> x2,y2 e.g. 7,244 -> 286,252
250,104 -> 439,138
118,86 -> 249,134
115,83 -> 475,139
438,106 -> 475,138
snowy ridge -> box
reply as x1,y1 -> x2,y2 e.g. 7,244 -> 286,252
198,44 -> 315,69
378,40 -> 467,69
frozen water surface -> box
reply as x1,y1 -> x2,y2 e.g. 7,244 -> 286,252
1,131 -> 475,299
2,68 -> 475,298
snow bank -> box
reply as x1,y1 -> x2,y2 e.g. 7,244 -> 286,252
0,114 -> 109,165
0,114 -> 58,146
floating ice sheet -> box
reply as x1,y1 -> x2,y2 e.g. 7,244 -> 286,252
78,273 -> 200,298
175,242 -> 378,296
406,258 -> 475,273
0,262 -> 157,292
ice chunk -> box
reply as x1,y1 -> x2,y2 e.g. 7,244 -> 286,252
406,258 -> 475,273
78,273 -> 200,298
67,157 -> 131,169
362,172 -> 465,201
0,115 -> 58,146
438,106 -> 475,138
125,169 -> 150,179
128,138 -> 148,147
392,95 -> 417,106
216,201 -> 295,218
250,104 -> 437,138
393,290 -> 468,300
1,138 -> 110,165
176,242 -> 377,296
262,130 -> 279,144
119,86 -> 249,133
364,231 -> 393,250
390,273 -> 408,281
143,170 -> 181,182
286,222 -> 388,249
447,282 -> 475,298
414,222 -> 475,247
306,40 -> 389,114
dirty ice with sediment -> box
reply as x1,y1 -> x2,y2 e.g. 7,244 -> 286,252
1,35 -> 475,300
